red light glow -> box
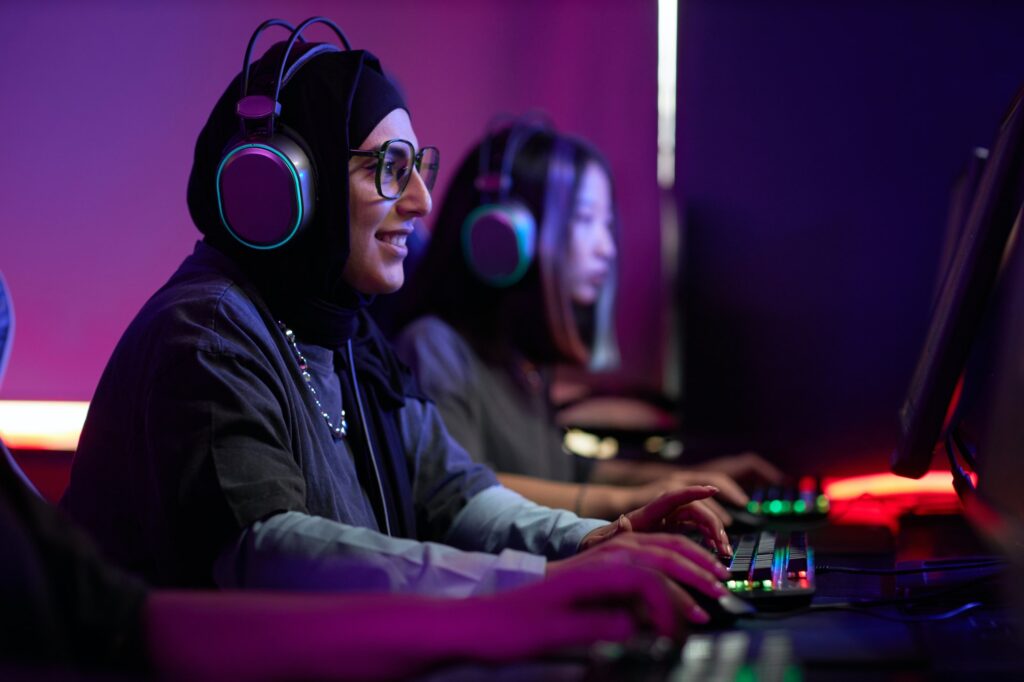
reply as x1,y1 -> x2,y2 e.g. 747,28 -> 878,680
824,470 -> 974,501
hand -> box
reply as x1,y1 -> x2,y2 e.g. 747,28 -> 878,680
591,485 -> 731,555
548,517 -> 731,626
620,471 -> 750,525
589,455 -> 783,522
690,451 -> 784,489
460,564 -> 688,658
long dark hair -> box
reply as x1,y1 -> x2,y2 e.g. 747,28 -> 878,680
398,126 -> 619,369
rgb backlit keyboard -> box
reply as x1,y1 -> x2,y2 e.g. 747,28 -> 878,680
724,530 -> 815,609
744,476 -> 830,521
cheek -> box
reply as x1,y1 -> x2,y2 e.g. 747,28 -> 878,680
348,204 -> 384,251
568,238 -> 589,276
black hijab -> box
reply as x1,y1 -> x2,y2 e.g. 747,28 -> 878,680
186,42 -> 424,536
186,41 -> 417,405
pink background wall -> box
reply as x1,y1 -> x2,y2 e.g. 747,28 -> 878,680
0,0 -> 661,400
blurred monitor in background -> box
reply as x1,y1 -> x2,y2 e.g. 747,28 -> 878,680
891,87 -> 1024,480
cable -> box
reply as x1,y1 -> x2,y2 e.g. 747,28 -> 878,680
816,559 -> 1005,576
740,572 -> 1002,622
745,601 -> 985,623
346,338 -> 392,537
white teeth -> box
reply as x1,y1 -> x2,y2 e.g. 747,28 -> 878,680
377,233 -> 408,247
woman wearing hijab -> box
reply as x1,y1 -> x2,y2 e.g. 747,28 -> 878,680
60,19 -> 733,624
395,126 -> 783,521
0,269 -> 694,679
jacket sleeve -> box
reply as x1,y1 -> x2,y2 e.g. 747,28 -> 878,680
399,398 -> 605,558
214,511 -> 546,597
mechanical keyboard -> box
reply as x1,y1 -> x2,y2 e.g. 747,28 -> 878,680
723,530 -> 815,610
732,476 -> 831,527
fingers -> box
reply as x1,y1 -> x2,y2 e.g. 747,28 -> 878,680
738,452 -> 785,484
693,452 -> 785,486
601,532 -> 730,585
569,569 -> 712,626
603,483 -> 731,558
626,486 -> 718,531
611,542 -> 728,602
729,450 -> 782,483
701,495 -> 734,527
553,565 -> 679,637
553,536 -> 731,627
667,500 -> 730,556
697,473 -> 749,507
657,472 -> 743,517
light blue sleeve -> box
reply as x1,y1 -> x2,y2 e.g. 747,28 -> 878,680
446,485 -> 607,559
214,511 -> 546,597
398,396 -> 606,556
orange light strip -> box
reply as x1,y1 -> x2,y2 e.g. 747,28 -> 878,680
824,470 -> 975,501
0,400 -> 89,451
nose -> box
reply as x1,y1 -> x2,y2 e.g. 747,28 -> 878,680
595,220 -> 617,261
396,167 -> 432,219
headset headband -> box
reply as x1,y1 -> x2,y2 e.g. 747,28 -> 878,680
240,19 -> 304,102
235,17 -> 351,136
475,113 -> 553,203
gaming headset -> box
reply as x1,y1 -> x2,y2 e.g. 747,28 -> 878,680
215,17 -> 351,250
461,120 -> 552,287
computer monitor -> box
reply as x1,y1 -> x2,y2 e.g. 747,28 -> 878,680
933,147 -> 989,307
950,210 -> 1024,542
891,86 -> 1024,479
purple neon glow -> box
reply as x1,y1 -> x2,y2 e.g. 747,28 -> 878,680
0,0 -> 660,401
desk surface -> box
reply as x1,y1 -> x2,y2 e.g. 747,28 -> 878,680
683,514 -> 1019,680
421,513 -> 1021,682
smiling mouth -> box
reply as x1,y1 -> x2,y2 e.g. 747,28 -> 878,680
376,232 -> 408,247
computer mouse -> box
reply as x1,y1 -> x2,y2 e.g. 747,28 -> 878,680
691,590 -> 756,629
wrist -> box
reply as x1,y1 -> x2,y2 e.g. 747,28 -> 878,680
574,483 -> 588,516
580,485 -> 630,519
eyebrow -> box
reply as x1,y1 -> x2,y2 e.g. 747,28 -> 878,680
388,146 -> 412,162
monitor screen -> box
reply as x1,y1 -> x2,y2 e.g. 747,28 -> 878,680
953,211 -> 1024,535
891,87 -> 1024,479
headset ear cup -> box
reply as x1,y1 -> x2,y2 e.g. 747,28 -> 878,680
461,200 -> 537,287
216,129 -> 316,250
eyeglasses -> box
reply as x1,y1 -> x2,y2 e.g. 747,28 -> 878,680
349,138 -> 440,200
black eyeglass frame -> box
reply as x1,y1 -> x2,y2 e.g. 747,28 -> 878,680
349,138 -> 440,200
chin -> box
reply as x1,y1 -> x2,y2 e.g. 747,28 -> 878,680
371,273 -> 405,295
345,267 -> 405,296
572,290 -> 599,306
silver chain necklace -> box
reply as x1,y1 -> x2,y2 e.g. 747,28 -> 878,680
277,320 -> 348,439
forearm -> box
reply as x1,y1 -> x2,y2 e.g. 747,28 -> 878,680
589,458 -> 675,486
497,472 -> 629,520
214,510 -> 545,596
146,590 -> 470,681
446,486 -> 605,559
